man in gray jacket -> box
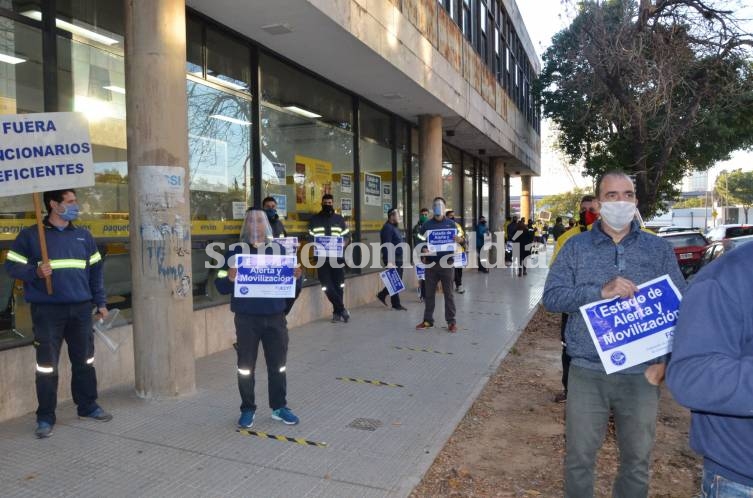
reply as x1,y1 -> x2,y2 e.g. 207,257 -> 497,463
543,172 -> 686,498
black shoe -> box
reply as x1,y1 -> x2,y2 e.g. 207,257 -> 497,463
376,293 -> 388,307
331,313 -> 341,323
341,309 -> 350,323
393,305 -> 408,311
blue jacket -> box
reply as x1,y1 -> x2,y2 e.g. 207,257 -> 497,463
666,242 -> 753,486
543,220 -> 686,373
214,242 -> 300,316
379,221 -> 405,264
4,219 -> 105,307
476,223 -> 489,249
417,217 -> 459,263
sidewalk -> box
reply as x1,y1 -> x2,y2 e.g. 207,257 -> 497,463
0,262 -> 547,498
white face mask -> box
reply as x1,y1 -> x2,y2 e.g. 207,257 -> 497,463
599,201 -> 636,231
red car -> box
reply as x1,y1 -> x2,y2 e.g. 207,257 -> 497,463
658,231 -> 709,277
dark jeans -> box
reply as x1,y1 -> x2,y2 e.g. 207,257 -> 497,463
561,313 -> 571,391
377,265 -> 403,308
234,313 -> 288,412
424,264 -> 456,325
454,267 -> 463,287
31,302 -> 99,425
565,365 -> 660,498
317,260 -> 345,313
702,468 -> 753,497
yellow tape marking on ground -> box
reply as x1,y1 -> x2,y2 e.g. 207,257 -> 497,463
336,376 -> 404,388
236,429 -> 327,447
394,346 -> 453,355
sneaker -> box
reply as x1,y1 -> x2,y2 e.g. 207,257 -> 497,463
271,407 -> 299,425
415,320 -> 434,330
376,293 -> 388,307
455,285 -> 465,294
418,297 -> 424,303
448,323 -> 458,333
554,391 -> 567,403
35,421 -> 53,439
331,312 -> 340,323
393,305 -> 408,311
341,309 -> 350,323
79,407 -> 113,422
238,410 -> 255,428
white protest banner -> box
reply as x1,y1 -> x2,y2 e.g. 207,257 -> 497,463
314,235 -> 344,258
234,254 -> 296,298
0,112 -> 94,196
579,275 -> 683,374
379,268 -> 405,296
453,252 -> 468,268
276,237 -> 299,253
426,228 -> 457,253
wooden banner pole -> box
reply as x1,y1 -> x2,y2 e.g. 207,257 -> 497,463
32,192 -> 53,294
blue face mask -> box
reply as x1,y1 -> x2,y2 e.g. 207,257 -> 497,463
57,203 -> 80,222
264,208 -> 277,221
433,205 -> 443,217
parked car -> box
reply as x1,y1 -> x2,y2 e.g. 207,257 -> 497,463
699,234 -> 753,270
658,231 -> 709,277
657,226 -> 697,234
705,224 -> 753,242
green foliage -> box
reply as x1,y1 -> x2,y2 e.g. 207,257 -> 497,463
538,187 -> 592,219
715,169 -> 753,222
671,197 -> 705,209
538,0 -> 753,217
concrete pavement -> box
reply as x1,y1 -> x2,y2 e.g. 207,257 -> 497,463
0,261 -> 547,498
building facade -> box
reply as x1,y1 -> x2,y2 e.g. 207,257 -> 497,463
0,0 -> 540,421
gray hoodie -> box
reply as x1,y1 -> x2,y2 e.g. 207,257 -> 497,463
543,220 -> 686,374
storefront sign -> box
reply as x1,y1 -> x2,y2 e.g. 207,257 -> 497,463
234,254 -> 296,298
341,174 -> 352,194
313,235 -> 344,258
0,112 -> 94,196
364,172 -> 381,206
426,228 -> 457,253
232,202 -> 247,220
579,275 -> 682,374
379,267 -> 405,296
341,198 -> 352,216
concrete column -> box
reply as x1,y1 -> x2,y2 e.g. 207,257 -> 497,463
504,173 -> 511,219
521,175 -> 532,221
125,0 -> 196,398
418,115 -> 443,209
489,158 -> 505,234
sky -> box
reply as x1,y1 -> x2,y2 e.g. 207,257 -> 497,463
514,0 -> 753,197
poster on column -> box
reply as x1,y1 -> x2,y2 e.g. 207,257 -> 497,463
579,275 -> 683,374
0,112 -> 94,196
364,173 -> 381,206
233,254 -> 297,298
379,268 -> 405,296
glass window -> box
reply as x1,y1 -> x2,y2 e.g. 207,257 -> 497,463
442,145 -> 462,217
260,53 -> 354,279
205,27 -> 250,93
396,120 -> 408,231
186,16 -> 202,74
464,163 -> 474,230
359,102 -> 392,271
410,128 -> 420,229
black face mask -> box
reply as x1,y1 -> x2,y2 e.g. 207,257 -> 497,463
322,204 -> 334,215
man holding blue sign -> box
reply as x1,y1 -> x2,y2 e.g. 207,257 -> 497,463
415,197 -> 464,333
543,172 -> 686,498
376,208 -> 407,310
215,209 -> 303,428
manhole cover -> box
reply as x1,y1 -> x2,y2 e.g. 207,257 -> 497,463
347,418 -> 383,431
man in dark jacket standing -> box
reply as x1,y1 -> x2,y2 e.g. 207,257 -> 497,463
667,242 -> 753,495
5,189 -> 112,438
308,194 -> 351,323
215,209 -> 302,428
377,208 -> 407,310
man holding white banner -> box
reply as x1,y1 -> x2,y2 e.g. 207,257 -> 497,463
214,209 -> 302,428
543,172 -> 686,498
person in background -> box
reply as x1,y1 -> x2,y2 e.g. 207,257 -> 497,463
476,215 -> 490,273
446,210 -> 466,294
412,208 -> 430,303
667,242 -> 753,496
308,194 -> 351,323
4,189 -> 112,438
262,196 -> 286,238
376,208 -> 407,311
215,209 -> 302,428
551,216 -> 567,242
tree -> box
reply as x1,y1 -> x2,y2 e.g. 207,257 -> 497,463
538,0 -> 753,217
671,196 -> 705,208
539,187 -> 592,219
715,169 -> 753,222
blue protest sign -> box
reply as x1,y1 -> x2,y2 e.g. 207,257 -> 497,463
453,252 -> 468,268
0,112 -> 94,196
426,228 -> 457,253
379,268 -> 405,296
234,254 -> 296,298
314,235 -> 344,258
415,263 -> 426,281
579,275 -> 683,374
